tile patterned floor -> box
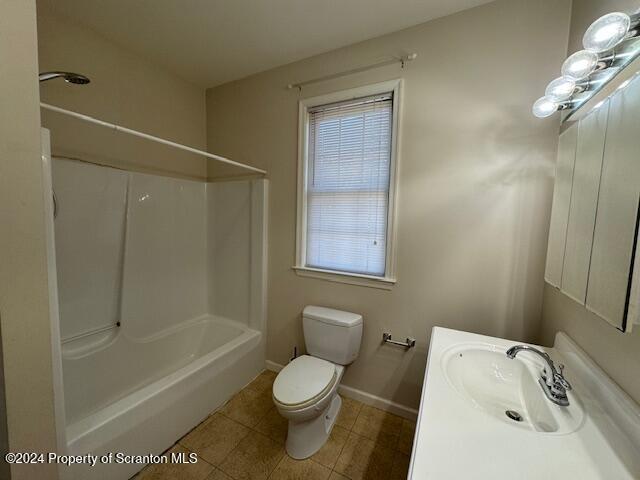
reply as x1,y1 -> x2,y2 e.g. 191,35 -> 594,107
133,370 -> 415,480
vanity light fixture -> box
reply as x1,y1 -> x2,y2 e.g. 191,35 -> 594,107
545,76 -> 579,101
532,96 -> 563,118
533,9 -> 640,118
561,50 -> 601,80
583,12 -> 638,53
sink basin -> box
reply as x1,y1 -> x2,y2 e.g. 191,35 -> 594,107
410,328 -> 640,480
441,343 -> 583,434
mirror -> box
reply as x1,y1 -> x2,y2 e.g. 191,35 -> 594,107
545,66 -> 640,332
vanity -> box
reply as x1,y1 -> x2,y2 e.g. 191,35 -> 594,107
408,327 -> 640,479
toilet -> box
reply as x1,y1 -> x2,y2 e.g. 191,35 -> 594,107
272,305 -> 363,459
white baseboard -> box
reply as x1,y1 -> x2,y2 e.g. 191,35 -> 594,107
337,384 -> 418,421
265,360 -> 284,372
265,360 -> 418,421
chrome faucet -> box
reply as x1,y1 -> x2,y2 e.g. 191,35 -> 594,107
506,345 -> 572,407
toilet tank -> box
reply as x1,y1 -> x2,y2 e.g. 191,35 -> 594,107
303,306 -> 363,365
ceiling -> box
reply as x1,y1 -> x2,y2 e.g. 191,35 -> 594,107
41,0 -> 494,88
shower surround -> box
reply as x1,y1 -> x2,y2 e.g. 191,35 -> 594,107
49,156 -> 268,480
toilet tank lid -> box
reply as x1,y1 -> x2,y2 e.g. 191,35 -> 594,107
303,306 -> 363,327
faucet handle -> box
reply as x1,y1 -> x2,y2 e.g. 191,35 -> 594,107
555,375 -> 572,391
555,364 -> 572,391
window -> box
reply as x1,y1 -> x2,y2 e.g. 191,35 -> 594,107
295,80 -> 400,288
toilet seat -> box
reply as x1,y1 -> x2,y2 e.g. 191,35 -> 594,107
273,355 -> 337,410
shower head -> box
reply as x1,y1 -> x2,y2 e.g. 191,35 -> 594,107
39,71 -> 90,85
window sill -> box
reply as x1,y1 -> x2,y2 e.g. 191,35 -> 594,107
292,266 -> 396,290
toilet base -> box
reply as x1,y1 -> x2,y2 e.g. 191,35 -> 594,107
285,394 -> 342,459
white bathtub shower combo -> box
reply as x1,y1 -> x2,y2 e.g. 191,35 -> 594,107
41,129 -> 268,479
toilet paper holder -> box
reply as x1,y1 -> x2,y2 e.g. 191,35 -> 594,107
382,332 -> 416,349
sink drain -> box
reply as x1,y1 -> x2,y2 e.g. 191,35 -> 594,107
505,410 -> 523,422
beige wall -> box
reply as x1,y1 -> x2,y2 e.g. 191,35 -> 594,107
36,2 -> 208,180
0,0 -> 59,478
540,0 -> 640,406
207,0 -> 572,409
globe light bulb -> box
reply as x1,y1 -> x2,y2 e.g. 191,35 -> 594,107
545,76 -> 577,101
561,50 -> 600,80
583,12 -> 631,52
532,96 -> 559,118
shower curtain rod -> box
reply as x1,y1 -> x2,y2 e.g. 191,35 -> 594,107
287,53 -> 417,90
40,102 -> 267,175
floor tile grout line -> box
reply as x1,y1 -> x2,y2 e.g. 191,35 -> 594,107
182,407 -> 254,471
265,451 -> 288,480
214,426 -> 260,480
327,426 -> 350,478
138,375 -> 413,479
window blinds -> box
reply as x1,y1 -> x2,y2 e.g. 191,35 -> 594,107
306,92 -> 393,276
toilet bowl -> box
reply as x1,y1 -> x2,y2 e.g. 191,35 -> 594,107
272,306 -> 363,459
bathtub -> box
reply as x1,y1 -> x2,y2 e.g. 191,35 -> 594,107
42,150 -> 269,479
60,315 -> 263,480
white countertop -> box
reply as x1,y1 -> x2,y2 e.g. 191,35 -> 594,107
408,327 -> 640,479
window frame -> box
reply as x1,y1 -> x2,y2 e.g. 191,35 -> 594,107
294,79 -> 402,289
